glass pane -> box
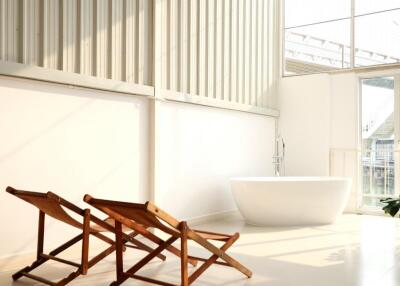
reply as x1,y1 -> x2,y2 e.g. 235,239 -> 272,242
285,0 -> 350,28
355,11 -> 400,67
284,19 -> 350,75
361,77 -> 395,208
355,0 -> 400,16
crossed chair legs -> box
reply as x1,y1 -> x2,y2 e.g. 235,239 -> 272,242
109,221 -> 252,286
11,209 -> 165,286
11,203 -> 251,286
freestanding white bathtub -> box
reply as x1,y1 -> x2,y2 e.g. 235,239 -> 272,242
231,177 -> 352,226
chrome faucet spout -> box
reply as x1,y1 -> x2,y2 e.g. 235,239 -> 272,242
273,136 -> 285,177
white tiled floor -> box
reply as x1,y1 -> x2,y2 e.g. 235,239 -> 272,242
1,214 -> 400,285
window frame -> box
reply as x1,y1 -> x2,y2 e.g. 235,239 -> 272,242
282,0 -> 400,77
357,70 -> 400,213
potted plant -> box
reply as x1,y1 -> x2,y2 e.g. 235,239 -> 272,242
380,197 -> 400,217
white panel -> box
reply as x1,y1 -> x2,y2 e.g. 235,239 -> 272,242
137,0 -> 145,84
169,0 -> 178,90
80,0 -> 94,76
22,0 -> 40,65
266,0 -> 274,108
222,0 -> 230,101
198,0 -> 206,97
230,0 -> 238,102
0,0 -> 5,60
0,0 -> 276,110
137,0 -> 147,84
157,100 -> 275,219
236,0 -> 244,103
111,0 -> 123,81
256,0 -> 263,106
1,0 -> 19,62
153,0 -> 162,88
63,0 -> 77,73
250,0 -> 257,105
0,76 -> 150,257
95,0 -> 109,78
189,0 -> 198,95
139,0 -> 152,85
214,0 -> 223,100
126,0 -> 137,83
43,0 -> 60,69
179,0 -> 188,93
159,0 -> 168,89
207,0 -> 215,98
0,1 -> 5,60
243,0 -> 251,105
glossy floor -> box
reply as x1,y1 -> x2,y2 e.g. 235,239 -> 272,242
1,214 -> 399,286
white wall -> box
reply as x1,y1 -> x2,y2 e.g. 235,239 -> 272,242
279,72 -> 360,212
279,74 -> 331,176
329,73 -> 358,150
0,76 -> 276,258
329,73 -> 359,212
0,76 -> 150,258
156,101 -> 276,220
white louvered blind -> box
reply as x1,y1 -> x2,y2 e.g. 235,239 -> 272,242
0,0 -> 279,112
0,0 -> 153,85
155,0 -> 278,108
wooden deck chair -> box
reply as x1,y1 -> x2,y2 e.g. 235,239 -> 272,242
84,195 -> 252,286
5,186 -> 166,286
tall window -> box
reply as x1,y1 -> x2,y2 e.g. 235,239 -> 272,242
284,0 -> 400,76
360,76 -> 400,209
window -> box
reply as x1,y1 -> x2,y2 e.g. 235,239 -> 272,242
355,4 -> 400,67
360,76 -> 400,209
361,77 -> 395,207
283,0 -> 400,76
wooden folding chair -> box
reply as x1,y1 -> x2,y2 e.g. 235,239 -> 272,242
5,186 -> 166,286
84,194 -> 252,286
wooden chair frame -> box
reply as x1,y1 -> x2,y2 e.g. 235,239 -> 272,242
84,194 -> 252,286
5,186 -> 166,286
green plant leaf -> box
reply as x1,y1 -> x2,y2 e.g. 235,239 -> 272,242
381,197 -> 400,217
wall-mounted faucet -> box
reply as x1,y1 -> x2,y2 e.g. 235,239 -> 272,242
273,135 -> 285,176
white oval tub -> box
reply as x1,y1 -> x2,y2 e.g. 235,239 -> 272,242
231,177 -> 352,226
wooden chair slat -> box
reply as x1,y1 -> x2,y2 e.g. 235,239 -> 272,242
85,195 -> 179,236
5,186 -> 164,286
11,192 -> 83,228
84,194 -> 253,285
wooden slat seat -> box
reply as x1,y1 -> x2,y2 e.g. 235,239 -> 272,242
84,194 -> 252,286
192,230 -> 232,241
90,217 -> 131,233
5,186 -> 165,286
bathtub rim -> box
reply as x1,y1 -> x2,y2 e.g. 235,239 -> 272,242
230,176 -> 352,183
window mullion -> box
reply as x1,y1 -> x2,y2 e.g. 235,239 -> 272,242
350,0 -> 355,69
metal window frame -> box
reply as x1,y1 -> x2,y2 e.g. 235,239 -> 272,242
357,70 -> 400,212
281,0 -> 400,77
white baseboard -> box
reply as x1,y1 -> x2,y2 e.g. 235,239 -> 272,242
186,209 -> 240,226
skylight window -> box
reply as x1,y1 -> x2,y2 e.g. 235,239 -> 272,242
283,0 -> 400,75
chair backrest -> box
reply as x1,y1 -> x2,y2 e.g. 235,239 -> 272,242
6,186 -> 83,229
84,195 -> 181,236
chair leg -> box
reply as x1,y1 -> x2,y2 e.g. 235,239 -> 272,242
188,233 -> 240,284
81,209 -> 90,275
12,211 -> 46,281
115,221 -> 124,283
180,222 -> 189,286
188,230 -> 252,278
12,234 -> 83,281
110,236 -> 178,286
37,210 -> 45,260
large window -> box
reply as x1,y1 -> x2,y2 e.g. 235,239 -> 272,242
284,0 -> 400,76
360,76 -> 400,209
